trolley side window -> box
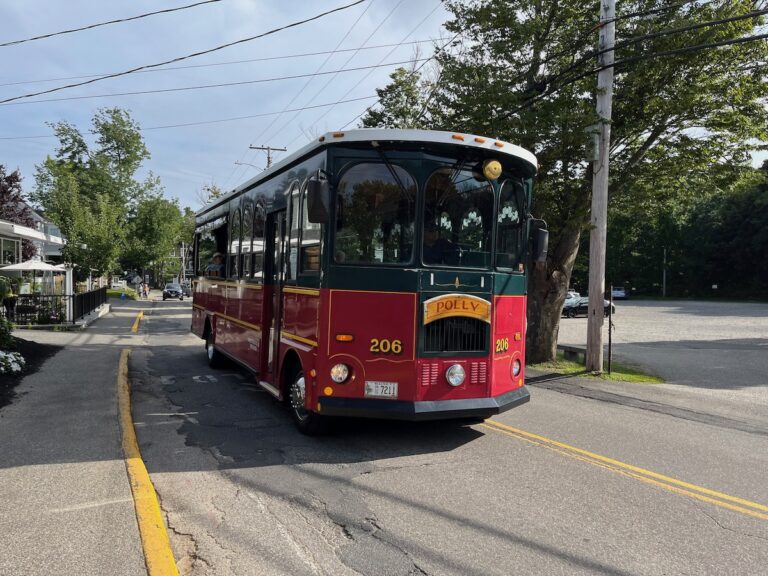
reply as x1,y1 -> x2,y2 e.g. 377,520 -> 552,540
334,163 -> 416,265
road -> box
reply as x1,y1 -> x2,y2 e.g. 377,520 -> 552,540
130,300 -> 768,576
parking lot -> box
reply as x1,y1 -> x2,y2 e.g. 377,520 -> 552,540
557,299 -> 768,422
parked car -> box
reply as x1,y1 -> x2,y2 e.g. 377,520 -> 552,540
162,283 -> 184,301
611,286 -> 628,299
181,281 -> 192,297
562,296 -> 615,318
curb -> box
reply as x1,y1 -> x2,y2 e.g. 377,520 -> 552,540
118,349 -> 179,576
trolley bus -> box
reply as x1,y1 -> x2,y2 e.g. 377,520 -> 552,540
192,129 -> 546,434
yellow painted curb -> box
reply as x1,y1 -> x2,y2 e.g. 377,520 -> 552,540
131,311 -> 144,333
118,349 -> 180,576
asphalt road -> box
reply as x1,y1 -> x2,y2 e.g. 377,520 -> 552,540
131,300 -> 768,576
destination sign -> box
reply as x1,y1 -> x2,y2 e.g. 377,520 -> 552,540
423,294 -> 491,325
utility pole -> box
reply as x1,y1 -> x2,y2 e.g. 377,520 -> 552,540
586,0 -> 616,373
662,247 -> 667,297
248,145 -> 287,168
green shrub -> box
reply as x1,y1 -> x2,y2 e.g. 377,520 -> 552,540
0,316 -> 14,349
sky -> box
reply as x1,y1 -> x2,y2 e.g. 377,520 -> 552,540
0,0 -> 450,209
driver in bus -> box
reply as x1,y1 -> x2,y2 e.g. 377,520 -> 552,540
423,222 -> 458,265
205,252 -> 225,277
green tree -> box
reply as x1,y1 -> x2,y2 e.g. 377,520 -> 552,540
123,196 -> 184,281
32,108 -> 156,278
0,165 -> 38,260
363,0 -> 768,361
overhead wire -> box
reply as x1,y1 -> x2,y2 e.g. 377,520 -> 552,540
260,0 -> 408,146
223,0 -> 379,188
0,0 -> 223,48
0,39 -> 437,88
0,95 -> 379,140
0,0 -> 368,104
288,0 -> 443,148
0,58 -> 427,107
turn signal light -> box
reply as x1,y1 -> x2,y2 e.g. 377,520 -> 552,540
335,334 -> 354,342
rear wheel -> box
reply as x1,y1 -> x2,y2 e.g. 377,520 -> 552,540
566,308 -> 577,318
206,329 -> 225,368
289,369 -> 329,435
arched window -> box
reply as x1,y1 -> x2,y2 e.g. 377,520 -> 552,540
228,208 -> 242,278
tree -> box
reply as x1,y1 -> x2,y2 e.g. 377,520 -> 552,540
123,197 -> 184,281
32,108 -> 156,278
0,166 -> 37,261
362,0 -> 768,361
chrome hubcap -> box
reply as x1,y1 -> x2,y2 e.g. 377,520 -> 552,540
207,338 -> 214,360
290,376 -> 308,421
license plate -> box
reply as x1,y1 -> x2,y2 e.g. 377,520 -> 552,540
364,381 -> 398,399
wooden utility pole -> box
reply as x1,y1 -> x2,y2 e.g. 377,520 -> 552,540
586,0 -> 616,372
248,145 -> 287,168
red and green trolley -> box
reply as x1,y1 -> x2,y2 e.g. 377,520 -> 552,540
192,129 -> 544,433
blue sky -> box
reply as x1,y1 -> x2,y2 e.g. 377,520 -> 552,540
0,0 -> 449,208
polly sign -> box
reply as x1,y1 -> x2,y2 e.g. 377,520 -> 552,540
423,294 -> 491,325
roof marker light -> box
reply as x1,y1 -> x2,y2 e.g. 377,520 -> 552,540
332,132 -> 345,138
494,141 -> 504,148
452,134 -> 465,141
474,137 -> 486,143
318,136 -> 326,142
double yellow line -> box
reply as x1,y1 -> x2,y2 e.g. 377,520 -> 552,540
482,419 -> 768,521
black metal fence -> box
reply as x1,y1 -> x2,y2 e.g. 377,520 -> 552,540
73,287 -> 107,322
1,287 -> 107,325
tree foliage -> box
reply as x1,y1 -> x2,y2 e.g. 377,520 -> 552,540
362,0 -> 768,361
0,165 -> 37,260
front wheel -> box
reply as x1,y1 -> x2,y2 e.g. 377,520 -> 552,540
289,370 -> 329,435
566,308 -> 577,319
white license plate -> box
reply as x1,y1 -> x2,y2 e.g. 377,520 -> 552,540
364,381 -> 398,399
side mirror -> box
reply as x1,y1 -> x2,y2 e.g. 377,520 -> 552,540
306,178 -> 329,224
533,227 -> 549,263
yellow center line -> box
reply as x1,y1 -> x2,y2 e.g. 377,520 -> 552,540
131,311 -> 144,333
482,419 -> 768,521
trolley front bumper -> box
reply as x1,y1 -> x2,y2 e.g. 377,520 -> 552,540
317,386 -> 530,421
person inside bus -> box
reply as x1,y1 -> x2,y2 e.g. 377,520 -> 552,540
423,222 -> 458,265
205,252 -> 225,277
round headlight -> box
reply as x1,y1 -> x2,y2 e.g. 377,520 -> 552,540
330,363 -> 350,383
445,364 -> 466,387
511,359 -> 522,377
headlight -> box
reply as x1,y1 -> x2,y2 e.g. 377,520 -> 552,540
445,364 -> 465,387
511,359 -> 522,377
330,363 -> 350,383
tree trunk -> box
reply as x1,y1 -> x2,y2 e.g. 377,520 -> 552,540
526,221 -> 583,363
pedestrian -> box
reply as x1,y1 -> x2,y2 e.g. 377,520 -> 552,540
143,283 -> 150,299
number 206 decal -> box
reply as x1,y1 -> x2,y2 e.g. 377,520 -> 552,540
370,338 -> 403,354
495,338 -> 510,353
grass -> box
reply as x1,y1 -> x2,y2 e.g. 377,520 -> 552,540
107,287 -> 138,300
530,352 -> 664,384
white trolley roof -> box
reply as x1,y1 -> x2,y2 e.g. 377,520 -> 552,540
199,129 -> 537,217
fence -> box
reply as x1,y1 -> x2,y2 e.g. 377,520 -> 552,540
1,287 -> 107,325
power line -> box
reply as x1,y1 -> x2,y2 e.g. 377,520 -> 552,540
0,95 -> 379,140
261,0 -> 409,145
608,0 -> 714,25
224,0 -> 378,188
0,39 -> 436,88
0,0 -> 223,48
340,33 -> 458,130
504,32 -> 768,119
0,0 -> 368,105
292,0 -> 443,147
0,59 -> 425,107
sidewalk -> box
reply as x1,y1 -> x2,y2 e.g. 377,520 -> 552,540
526,368 -> 768,436
0,297 -> 154,576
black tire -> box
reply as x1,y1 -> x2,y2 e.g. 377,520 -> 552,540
604,308 -> 610,317
179,296 -> 184,301
288,369 -> 329,435
205,329 -> 225,369
566,308 -> 577,319
162,297 -> 166,301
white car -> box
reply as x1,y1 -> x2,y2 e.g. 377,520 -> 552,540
611,286 -> 628,300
